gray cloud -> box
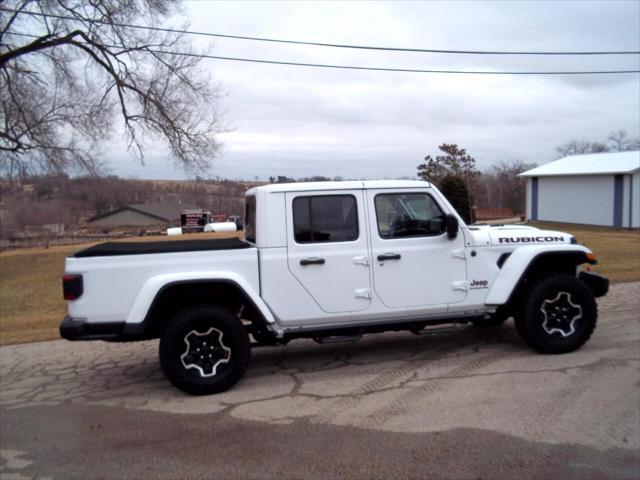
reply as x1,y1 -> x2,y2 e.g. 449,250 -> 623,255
105,1 -> 640,180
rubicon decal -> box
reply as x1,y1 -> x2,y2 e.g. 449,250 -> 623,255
499,236 -> 564,244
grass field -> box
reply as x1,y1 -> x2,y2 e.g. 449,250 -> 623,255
1,224 -> 638,346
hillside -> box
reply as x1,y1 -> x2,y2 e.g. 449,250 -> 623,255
0,176 -> 263,239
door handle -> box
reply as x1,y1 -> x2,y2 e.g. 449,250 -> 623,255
377,253 -> 401,261
300,257 -> 326,266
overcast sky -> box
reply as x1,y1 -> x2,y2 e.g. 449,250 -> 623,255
108,0 -> 640,180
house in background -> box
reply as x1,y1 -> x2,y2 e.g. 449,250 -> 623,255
87,202 -> 197,228
520,151 -> 640,228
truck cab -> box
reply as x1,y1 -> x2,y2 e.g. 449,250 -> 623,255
248,181 -> 472,328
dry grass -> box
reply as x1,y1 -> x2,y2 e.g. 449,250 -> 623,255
1,225 -> 638,346
1,245 -> 71,345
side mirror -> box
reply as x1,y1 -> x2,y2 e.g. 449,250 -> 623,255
445,214 -> 458,239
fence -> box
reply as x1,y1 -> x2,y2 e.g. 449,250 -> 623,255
475,208 -> 515,221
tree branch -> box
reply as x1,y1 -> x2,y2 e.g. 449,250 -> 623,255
0,30 -> 85,68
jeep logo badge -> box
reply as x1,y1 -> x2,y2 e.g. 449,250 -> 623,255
470,279 -> 489,289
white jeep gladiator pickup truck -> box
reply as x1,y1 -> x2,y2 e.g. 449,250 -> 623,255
60,180 -> 609,395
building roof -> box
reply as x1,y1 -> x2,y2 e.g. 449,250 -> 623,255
247,179 -> 431,195
519,151 -> 640,177
88,202 -> 198,223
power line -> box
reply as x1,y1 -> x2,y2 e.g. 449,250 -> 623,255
3,7 -> 640,56
4,32 -> 639,75
155,50 -> 640,75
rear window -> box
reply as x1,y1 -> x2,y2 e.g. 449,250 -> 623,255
293,195 -> 358,243
245,195 -> 256,243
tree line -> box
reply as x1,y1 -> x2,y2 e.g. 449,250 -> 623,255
555,130 -> 639,158
0,175 -> 256,238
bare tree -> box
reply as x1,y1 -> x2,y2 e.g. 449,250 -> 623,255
607,130 -> 640,152
0,1 -> 224,178
487,159 -> 537,214
555,140 -> 609,158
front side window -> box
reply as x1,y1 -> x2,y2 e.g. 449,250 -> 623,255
293,195 -> 358,243
244,195 -> 256,243
375,193 -> 445,239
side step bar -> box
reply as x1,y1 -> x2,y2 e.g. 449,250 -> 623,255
314,334 -> 362,344
410,325 -> 462,336
277,316 -> 486,344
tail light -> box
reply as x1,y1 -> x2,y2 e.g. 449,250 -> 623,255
63,274 -> 83,300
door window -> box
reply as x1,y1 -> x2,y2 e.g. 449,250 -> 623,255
375,193 -> 445,239
293,195 -> 359,243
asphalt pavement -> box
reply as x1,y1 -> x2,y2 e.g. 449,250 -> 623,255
1,282 -> 639,479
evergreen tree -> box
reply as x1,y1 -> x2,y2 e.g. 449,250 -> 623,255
440,175 -> 474,223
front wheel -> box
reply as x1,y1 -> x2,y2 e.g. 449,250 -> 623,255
159,305 -> 251,395
515,274 -> 597,354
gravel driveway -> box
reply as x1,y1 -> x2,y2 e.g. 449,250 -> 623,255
1,282 -> 639,479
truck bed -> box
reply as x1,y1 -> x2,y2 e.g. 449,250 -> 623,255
65,239 -> 259,325
73,237 -> 250,258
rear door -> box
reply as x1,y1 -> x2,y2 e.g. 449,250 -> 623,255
366,189 -> 468,308
286,190 -> 371,313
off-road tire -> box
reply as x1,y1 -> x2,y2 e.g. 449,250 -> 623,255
515,274 -> 597,354
159,305 -> 251,395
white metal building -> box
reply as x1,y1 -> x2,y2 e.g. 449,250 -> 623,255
519,151 -> 640,228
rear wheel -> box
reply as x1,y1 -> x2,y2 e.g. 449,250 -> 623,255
159,305 -> 250,395
515,274 -> 597,354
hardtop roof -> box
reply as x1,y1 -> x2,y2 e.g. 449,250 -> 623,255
247,179 -> 431,195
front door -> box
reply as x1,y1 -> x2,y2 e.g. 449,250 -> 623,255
286,190 -> 371,313
366,189 -> 468,309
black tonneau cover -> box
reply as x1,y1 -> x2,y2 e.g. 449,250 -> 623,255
73,237 -> 251,258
